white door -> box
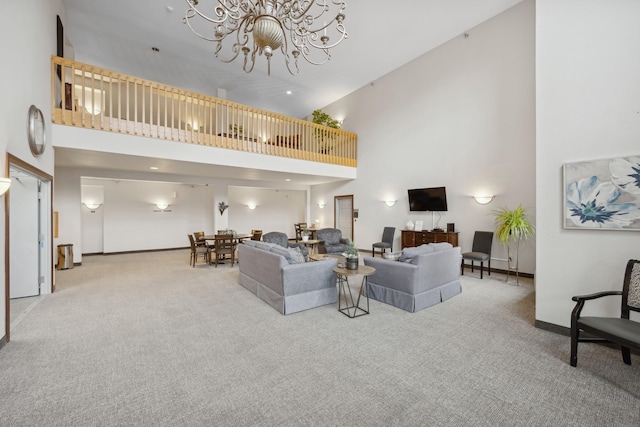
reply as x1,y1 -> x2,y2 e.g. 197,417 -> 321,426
334,195 -> 353,241
10,171 -> 41,299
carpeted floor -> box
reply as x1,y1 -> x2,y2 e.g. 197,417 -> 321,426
0,249 -> 638,426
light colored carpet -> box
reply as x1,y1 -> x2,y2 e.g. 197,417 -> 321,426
0,249 -> 637,426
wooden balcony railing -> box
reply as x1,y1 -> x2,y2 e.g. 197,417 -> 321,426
51,57 -> 357,167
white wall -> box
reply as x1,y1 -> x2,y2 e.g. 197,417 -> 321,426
228,187 -> 306,238
0,0 -> 62,341
311,0 -> 536,273
536,0 -> 640,327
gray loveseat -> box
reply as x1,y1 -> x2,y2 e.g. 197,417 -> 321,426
363,243 -> 462,313
238,240 -> 338,315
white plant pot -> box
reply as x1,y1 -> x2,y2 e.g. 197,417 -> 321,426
302,235 -> 309,241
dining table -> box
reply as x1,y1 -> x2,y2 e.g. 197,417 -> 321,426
203,234 -> 253,264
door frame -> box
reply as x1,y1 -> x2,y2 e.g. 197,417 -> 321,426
333,194 -> 354,241
5,154 -> 53,342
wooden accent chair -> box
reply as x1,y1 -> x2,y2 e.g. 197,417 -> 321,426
188,234 -> 210,267
570,259 -> 640,367
212,234 -> 236,267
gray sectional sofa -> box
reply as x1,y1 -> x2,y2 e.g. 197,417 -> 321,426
363,243 -> 462,313
238,240 -> 338,315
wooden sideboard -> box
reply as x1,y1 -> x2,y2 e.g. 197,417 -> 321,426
401,230 -> 459,248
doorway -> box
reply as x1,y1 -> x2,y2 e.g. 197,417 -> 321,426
5,155 -> 53,341
334,195 -> 354,241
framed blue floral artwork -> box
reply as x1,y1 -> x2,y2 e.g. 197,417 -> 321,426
564,155 -> 640,230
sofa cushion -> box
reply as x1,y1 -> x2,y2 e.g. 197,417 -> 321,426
429,242 -> 453,252
255,242 -> 276,251
270,245 -> 292,261
399,244 -> 434,262
243,240 -> 259,247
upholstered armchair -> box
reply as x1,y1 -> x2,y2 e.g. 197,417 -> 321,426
317,228 -> 351,254
262,231 -> 309,259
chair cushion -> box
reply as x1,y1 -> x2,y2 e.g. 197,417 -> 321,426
462,251 -> 490,262
373,242 -> 392,249
399,244 -> 434,262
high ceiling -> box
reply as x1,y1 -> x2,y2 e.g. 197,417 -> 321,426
59,0 -> 523,183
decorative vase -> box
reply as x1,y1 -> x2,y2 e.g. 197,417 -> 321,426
346,258 -> 358,270
302,235 -> 309,242
406,220 -> 415,231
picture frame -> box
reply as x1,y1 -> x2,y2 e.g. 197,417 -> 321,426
563,154 -> 640,230
414,220 -> 424,232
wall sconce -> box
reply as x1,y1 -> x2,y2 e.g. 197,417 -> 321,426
473,196 -> 494,205
83,202 -> 102,210
384,200 -> 397,207
155,203 -> 169,210
247,203 -> 256,210
318,202 -> 326,208
0,177 -> 12,196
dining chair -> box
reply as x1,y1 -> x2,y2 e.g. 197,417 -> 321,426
188,234 -> 210,267
193,231 -> 208,247
461,231 -> 493,279
251,229 -> 263,241
295,222 -> 308,242
213,234 -> 236,267
372,227 -> 395,257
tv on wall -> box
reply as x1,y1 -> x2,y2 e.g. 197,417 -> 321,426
408,187 -> 448,212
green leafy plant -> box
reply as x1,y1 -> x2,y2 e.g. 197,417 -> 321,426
342,241 -> 359,259
228,124 -> 243,136
302,228 -> 310,237
312,109 -> 341,154
493,204 -> 534,283
218,201 -> 229,215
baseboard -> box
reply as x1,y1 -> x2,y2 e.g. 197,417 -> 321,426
84,247 -> 188,257
461,263 -> 534,279
535,320 -> 570,336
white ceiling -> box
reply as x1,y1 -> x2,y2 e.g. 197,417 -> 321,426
59,0 -> 523,183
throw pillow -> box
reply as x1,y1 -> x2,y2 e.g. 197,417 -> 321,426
270,245 -> 292,262
287,247 -> 306,264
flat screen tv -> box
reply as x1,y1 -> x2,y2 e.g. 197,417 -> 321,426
408,187 -> 448,212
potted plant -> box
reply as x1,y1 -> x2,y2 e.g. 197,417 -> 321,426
301,228 -> 310,242
493,204 -> 534,283
228,124 -> 243,137
312,109 -> 341,154
342,241 -> 359,270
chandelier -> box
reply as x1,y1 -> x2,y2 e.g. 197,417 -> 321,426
183,0 -> 348,75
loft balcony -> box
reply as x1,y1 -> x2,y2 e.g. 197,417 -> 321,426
50,57 -> 357,168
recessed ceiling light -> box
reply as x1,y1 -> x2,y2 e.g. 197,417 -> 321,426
150,166 -> 159,170
286,90 -> 292,95
285,178 -> 291,182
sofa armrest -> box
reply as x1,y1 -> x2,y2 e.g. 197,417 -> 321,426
340,237 -> 351,245
281,258 -> 339,295
363,256 -> 418,293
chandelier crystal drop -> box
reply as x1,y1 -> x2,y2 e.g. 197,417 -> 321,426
183,0 -> 348,75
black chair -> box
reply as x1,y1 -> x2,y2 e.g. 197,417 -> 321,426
372,227 -> 395,257
188,234 -> 210,267
570,259 -> 640,367
461,231 -> 493,279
